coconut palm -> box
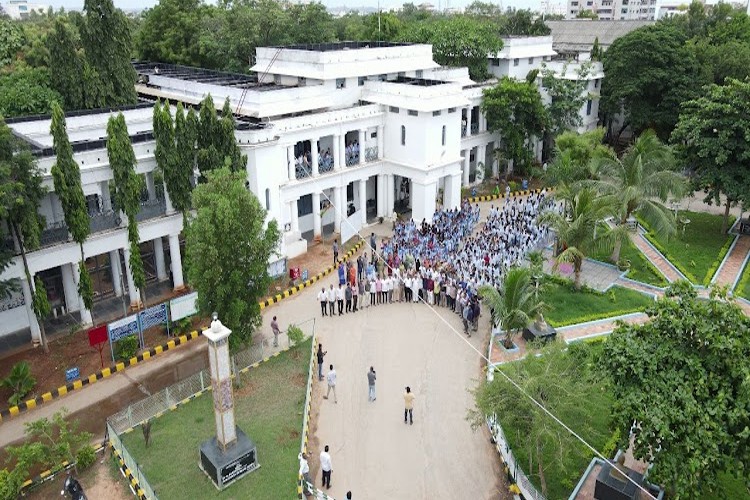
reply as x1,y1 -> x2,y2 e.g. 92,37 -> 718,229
479,266 -> 545,349
539,185 -> 615,290
591,129 -> 687,262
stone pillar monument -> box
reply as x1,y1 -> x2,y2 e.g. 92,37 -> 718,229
199,314 -> 259,490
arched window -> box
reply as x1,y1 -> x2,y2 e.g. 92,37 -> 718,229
401,125 -> 406,146
265,188 -> 270,210
441,125 -> 446,146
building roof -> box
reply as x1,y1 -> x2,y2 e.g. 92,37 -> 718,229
546,20 -> 654,53
269,41 -> 411,52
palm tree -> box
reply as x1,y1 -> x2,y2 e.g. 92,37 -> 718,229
591,129 -> 687,262
539,185 -> 615,290
479,266 -> 545,349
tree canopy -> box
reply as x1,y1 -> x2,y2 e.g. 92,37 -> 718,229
671,78 -> 750,232
186,168 -> 280,350
601,282 -> 750,498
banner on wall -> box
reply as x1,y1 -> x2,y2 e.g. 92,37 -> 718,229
170,292 -> 199,322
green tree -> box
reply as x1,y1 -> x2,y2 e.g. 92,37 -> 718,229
497,8 -> 550,36
482,76 -> 548,176
49,103 -> 93,312
590,37 -> 602,61
403,16 -> 502,81
478,266 -> 544,349
173,102 -> 197,212
80,0 -> 137,107
186,168 -> 280,350
592,130 -> 686,262
0,17 -> 24,67
46,18 -> 87,110
539,185 -> 614,289
135,0 -> 211,66
0,67 -> 61,118
196,94 -> 221,178
576,9 -> 598,19
362,12 -> 403,42
472,342 -> 607,497
107,113 -> 146,305
540,62 -> 590,139
544,127 -> 614,186
601,23 -> 706,142
219,98 -> 246,172
0,118 -> 50,351
601,283 -> 750,498
464,1 -> 503,18
288,2 -> 335,45
671,78 -> 750,233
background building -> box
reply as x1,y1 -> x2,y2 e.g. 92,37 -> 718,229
2,0 -> 50,19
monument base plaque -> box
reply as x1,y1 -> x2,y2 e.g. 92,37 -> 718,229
199,427 -> 259,490
522,320 -> 557,343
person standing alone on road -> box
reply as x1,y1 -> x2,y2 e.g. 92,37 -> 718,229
324,364 -> 338,403
367,367 -> 376,402
270,316 -> 281,347
332,239 -> 339,265
317,344 -> 327,381
404,386 -> 414,425
320,445 -> 332,489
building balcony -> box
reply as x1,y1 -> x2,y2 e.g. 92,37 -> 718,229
135,198 -> 167,222
365,147 -> 379,163
40,222 -> 69,247
471,123 -> 479,135
296,162 -> 312,180
318,159 -> 335,174
346,153 -> 359,167
461,126 -> 467,138
89,210 -> 121,233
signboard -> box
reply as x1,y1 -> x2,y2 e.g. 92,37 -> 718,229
170,292 -> 198,322
302,269 -> 309,281
139,303 -> 168,331
88,325 -> 108,347
108,314 -> 140,343
65,367 -> 80,383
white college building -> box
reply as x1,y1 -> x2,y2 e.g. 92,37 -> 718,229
1,40 -> 602,349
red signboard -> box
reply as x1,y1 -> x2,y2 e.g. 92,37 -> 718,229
88,325 -> 108,347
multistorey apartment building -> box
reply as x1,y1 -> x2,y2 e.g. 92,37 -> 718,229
1,40 -> 602,349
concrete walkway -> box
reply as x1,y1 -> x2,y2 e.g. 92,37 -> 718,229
713,235 -> 750,290
629,230 -> 686,283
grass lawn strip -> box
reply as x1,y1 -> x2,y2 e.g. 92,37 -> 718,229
121,338 -> 311,499
640,211 -> 735,285
542,283 -> 654,328
591,231 -> 667,287
735,258 -> 750,301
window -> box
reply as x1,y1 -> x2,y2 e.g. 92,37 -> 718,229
416,70 -> 423,78
378,74 -> 387,81
298,195 -> 312,216
401,125 -> 406,146
513,58 -> 519,67
448,107 -> 456,113
336,78 -> 346,89
408,110 -> 418,117
528,57 -> 534,64
398,72 -> 405,78
594,79 -> 600,89
265,188 -> 270,210
491,58 -> 500,66
586,100 -> 592,116
358,76 -> 366,86
441,126 -> 446,146
389,106 -> 399,113
433,110 -> 441,117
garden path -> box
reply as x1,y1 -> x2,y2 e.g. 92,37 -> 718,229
712,235 -> 750,290
628,230 -> 686,283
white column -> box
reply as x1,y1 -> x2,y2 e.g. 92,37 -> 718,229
376,175 -> 386,217
462,151 -> 470,186
154,236 -> 167,281
287,145 -> 295,181
312,192 -> 322,237
339,134 -> 346,168
168,234 -> 185,291
163,182 -> 175,214
110,250 -> 123,297
290,199 -> 300,233
61,263 -> 79,313
445,173 -> 462,210
386,174 -> 395,217
377,125 -> 384,159
72,261 -> 93,326
358,129 -> 365,164
332,134 -> 340,170
311,138 -> 319,177
358,179 -> 367,226
122,247 -> 142,309
202,319 -> 237,449
333,186 -> 343,233
100,181 -> 112,212
21,277 -> 42,344
479,110 -> 486,132
411,181 -> 438,224
146,172 -> 156,201
467,107 -> 474,135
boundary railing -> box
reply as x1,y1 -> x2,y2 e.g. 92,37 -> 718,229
109,421 -> 155,500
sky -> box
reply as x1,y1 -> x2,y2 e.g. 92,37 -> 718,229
32,0 -> 547,14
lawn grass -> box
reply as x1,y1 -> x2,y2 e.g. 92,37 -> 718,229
591,236 -> 667,288
736,259 -> 750,301
701,472 -> 750,499
542,283 -> 654,327
121,338 -> 311,500
497,341 -> 614,500
641,210 -> 735,285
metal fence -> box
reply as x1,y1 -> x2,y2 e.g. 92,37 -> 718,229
487,414 -> 547,500
108,421 -> 158,500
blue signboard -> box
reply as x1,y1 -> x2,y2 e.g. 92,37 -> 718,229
139,303 -> 168,331
108,314 -> 140,343
302,269 -> 309,281
65,367 -> 80,383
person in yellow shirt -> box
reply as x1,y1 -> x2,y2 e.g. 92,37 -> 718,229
404,386 -> 415,425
